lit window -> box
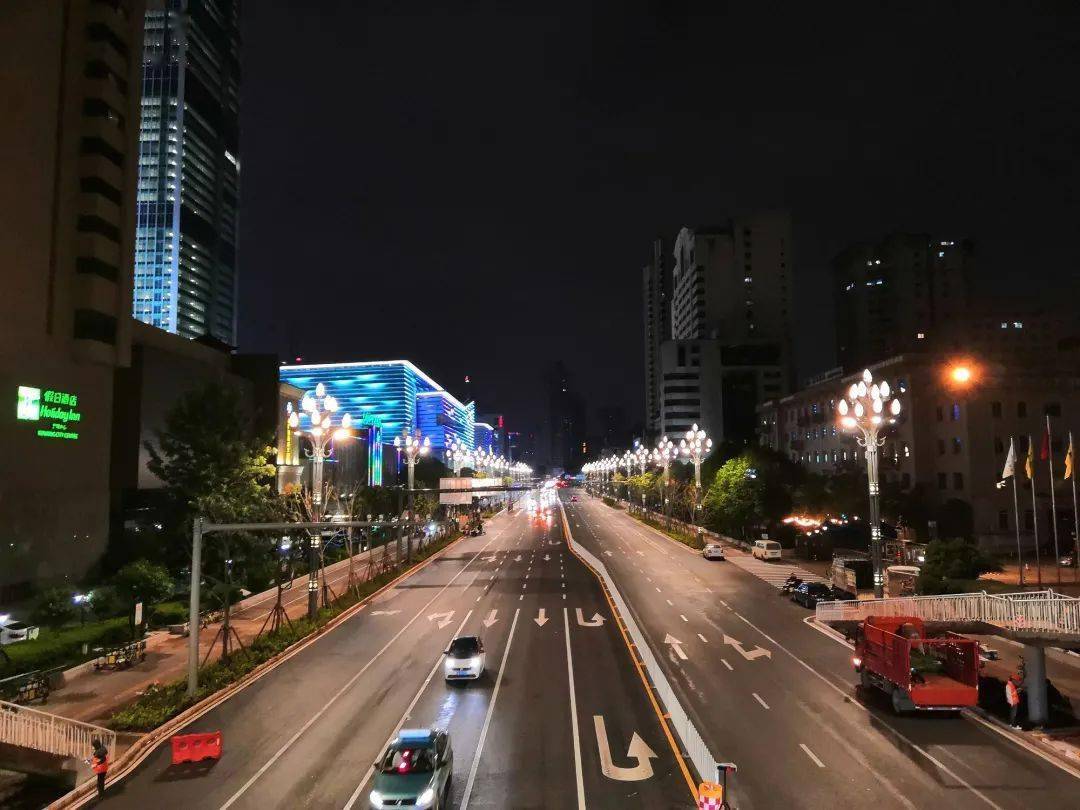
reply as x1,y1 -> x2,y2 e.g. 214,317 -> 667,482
1014,321 -> 1023,329
916,332 -> 925,339
1001,322 -> 1008,329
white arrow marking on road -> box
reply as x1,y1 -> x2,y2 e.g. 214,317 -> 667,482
370,610 -> 401,616
592,716 -> 657,781
482,555 -> 497,563
514,554 -> 522,562
534,608 -> 549,627
604,550 -> 614,557
636,550 -> 645,556
664,633 -> 688,661
483,609 -> 498,628
544,554 -> 551,561
575,608 -> 605,627
723,634 -> 772,661
427,611 -> 455,629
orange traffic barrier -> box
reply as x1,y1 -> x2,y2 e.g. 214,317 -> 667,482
698,781 -> 725,809
171,731 -> 222,765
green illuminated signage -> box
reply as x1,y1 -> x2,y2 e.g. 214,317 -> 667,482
16,385 -> 82,440
359,413 -> 383,427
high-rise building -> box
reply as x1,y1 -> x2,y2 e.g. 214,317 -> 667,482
133,0 -> 241,344
1,0 -> 146,588
545,361 -> 586,473
642,238 -> 671,436
833,234 -> 971,372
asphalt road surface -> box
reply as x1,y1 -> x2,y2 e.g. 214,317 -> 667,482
563,491 -> 1080,810
96,506 -> 694,809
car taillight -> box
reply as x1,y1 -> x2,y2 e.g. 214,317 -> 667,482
852,656 -> 862,669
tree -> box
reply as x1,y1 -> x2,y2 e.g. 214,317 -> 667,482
32,587 -> 76,628
916,537 -> 1002,594
702,456 -> 764,538
111,560 -> 173,637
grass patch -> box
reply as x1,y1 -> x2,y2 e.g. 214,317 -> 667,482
630,512 -> 706,550
108,532 -> 460,732
601,496 -> 620,509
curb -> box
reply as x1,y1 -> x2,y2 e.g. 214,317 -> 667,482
47,529 -> 472,809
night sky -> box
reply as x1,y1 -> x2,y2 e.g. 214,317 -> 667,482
238,1 -> 1080,439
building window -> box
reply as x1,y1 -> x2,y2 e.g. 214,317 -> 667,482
73,309 -> 117,344
991,401 -> 1002,418
998,510 -> 1009,530
953,472 -> 964,490
952,438 -> 962,455
994,437 -> 1004,454
937,473 -> 947,490
1018,401 -> 1027,418
937,439 -> 946,455
951,404 -> 961,421
936,406 -> 944,422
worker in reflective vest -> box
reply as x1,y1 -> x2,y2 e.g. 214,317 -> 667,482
1005,675 -> 1022,729
89,737 -> 110,797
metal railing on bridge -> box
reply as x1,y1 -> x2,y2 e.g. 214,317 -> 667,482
0,698 -> 115,761
816,589 -> 1080,636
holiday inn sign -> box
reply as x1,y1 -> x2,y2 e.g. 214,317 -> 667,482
16,385 -> 82,440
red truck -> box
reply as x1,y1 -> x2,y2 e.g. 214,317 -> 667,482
852,616 -> 979,713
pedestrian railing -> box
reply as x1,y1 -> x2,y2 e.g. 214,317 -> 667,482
816,589 -> 1080,636
0,698 -> 115,761
569,523 -> 717,782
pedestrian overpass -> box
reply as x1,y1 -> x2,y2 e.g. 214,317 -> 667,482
816,589 -> 1080,723
0,698 -> 114,787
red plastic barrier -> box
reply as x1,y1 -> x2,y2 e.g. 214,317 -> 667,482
171,731 -> 222,765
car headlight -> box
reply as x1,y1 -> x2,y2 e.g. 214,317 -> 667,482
368,789 -> 383,807
469,656 -> 481,668
417,787 -> 435,808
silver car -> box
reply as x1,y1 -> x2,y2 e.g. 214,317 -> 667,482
702,543 -> 726,560
444,635 -> 485,681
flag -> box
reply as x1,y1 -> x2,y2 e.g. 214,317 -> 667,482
1001,437 -> 1016,479
1040,426 -> 1051,461
1025,435 -> 1036,479
1066,433 -> 1075,481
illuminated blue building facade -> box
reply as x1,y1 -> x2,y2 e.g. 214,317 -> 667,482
473,422 -> 495,454
279,360 -> 477,453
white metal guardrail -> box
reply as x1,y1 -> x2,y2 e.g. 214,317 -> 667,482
567,517 -> 717,782
0,698 -> 115,761
816,589 -> 1080,635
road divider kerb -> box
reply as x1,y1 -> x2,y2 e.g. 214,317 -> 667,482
559,501 -> 701,802
49,515 -> 515,809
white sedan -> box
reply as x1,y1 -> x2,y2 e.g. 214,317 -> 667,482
702,544 -> 726,561
444,635 -> 486,681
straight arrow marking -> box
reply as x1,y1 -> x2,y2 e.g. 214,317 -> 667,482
482,609 -> 498,628
535,608 -> 549,627
664,633 -> 688,661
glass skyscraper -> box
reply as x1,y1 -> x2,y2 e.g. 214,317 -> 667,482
134,0 -> 241,344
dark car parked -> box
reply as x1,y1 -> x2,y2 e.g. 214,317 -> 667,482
791,581 -> 833,608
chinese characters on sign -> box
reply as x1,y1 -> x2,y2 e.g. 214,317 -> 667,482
15,385 -> 82,440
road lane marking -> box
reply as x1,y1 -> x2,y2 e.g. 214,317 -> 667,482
592,715 -> 658,781
535,608 -> 549,626
800,743 -> 825,768
753,693 -> 770,709
575,608 -> 605,627
564,608 -> 588,808
341,611 -> 473,810
697,633 -> 708,643
664,634 -> 688,660
723,634 -> 771,661
218,534 -> 500,810
460,608 -> 521,809
680,614 -> 688,622
666,599 -> 673,606
721,659 -> 733,671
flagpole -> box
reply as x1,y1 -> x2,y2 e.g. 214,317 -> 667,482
1071,431 -> 1079,585
1029,435 -> 1042,588
1047,415 -> 1061,585
1011,453 -> 1024,586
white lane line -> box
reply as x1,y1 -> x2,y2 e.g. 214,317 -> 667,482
721,659 -> 733,671
459,608 -> 521,810
341,611 -> 473,809
563,607 -> 587,810
666,599 -> 673,606
680,615 -> 688,623
655,587 -> 661,593
800,743 -> 825,768
219,537 -> 499,810
697,633 -> 708,643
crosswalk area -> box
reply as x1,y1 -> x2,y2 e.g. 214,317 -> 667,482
723,548 -> 828,589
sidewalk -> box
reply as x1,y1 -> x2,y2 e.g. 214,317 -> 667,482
42,537 -> 405,725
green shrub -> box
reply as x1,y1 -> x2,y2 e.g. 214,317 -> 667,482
31,587 -> 77,628
148,601 -> 189,628
0,617 -> 132,677
602,496 -> 619,509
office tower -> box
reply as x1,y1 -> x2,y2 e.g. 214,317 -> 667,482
0,0 -> 145,586
134,0 -> 241,344
642,238 -> 672,436
833,234 -> 971,371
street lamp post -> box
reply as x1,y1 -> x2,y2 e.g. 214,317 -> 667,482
655,436 -> 677,527
837,368 -> 902,599
394,430 -> 430,563
680,424 -> 713,527
288,383 -> 353,516
620,450 -> 634,501
446,438 -> 469,475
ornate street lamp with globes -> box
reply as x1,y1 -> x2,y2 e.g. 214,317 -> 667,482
680,424 -> 713,527
837,368 -> 902,599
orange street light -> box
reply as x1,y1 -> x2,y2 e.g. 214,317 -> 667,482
942,358 -> 980,390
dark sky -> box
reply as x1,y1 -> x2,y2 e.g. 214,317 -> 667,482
238,1 -> 1080,438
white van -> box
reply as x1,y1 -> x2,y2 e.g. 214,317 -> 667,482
752,540 -> 782,561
